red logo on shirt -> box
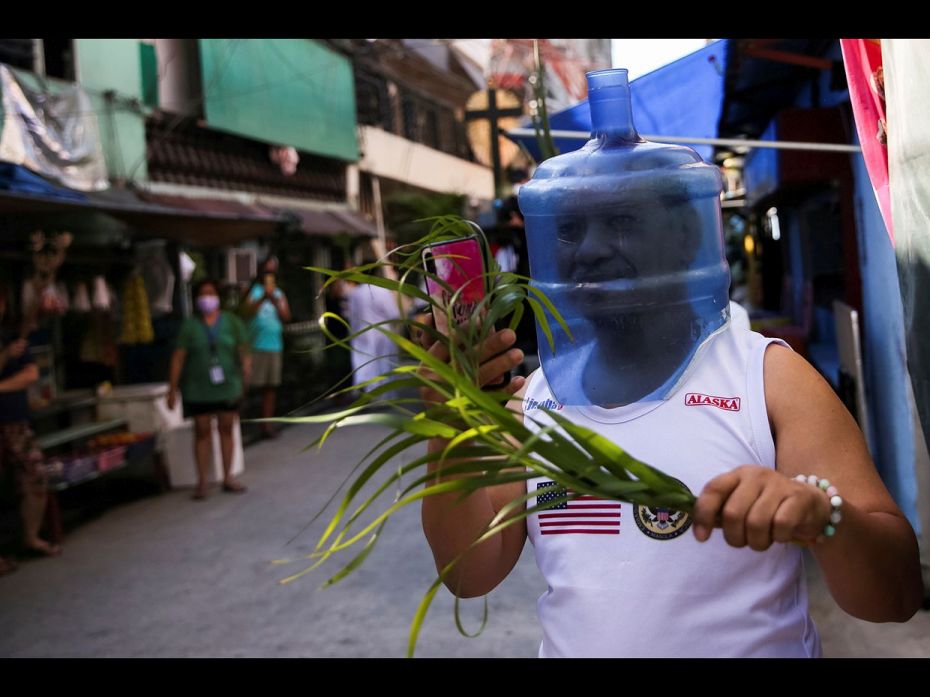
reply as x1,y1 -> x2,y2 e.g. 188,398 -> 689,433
684,393 -> 741,411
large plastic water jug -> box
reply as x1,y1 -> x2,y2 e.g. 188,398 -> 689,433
518,69 -> 731,407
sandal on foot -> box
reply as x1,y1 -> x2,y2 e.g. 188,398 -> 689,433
222,480 -> 247,494
192,489 -> 208,501
21,541 -> 62,558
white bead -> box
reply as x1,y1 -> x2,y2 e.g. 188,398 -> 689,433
795,474 -> 807,483
830,511 -> 843,524
830,495 -> 843,508
807,475 -> 819,486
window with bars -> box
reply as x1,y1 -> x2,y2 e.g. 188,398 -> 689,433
401,93 -> 420,143
0,39 -> 76,81
41,38 -> 75,81
398,90 -> 468,158
358,170 -> 377,220
355,71 -> 394,132
422,108 -> 439,150
0,39 -> 35,71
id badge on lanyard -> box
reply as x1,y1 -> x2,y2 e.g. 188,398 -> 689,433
205,317 -> 226,386
209,360 -> 226,386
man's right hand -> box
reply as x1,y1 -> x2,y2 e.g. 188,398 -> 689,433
417,319 -> 526,406
167,390 -> 178,411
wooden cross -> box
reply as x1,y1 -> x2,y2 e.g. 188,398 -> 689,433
465,89 -> 524,197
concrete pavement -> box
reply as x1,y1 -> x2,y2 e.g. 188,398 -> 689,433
1,421 -> 927,657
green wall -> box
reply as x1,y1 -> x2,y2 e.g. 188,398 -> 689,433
139,43 -> 159,108
74,39 -> 148,182
199,39 -> 359,162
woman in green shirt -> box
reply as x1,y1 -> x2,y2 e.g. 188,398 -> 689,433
168,279 -> 251,500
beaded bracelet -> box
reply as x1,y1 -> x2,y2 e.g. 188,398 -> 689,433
794,474 -> 843,543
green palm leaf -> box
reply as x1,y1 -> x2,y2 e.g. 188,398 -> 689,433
275,215 -> 695,656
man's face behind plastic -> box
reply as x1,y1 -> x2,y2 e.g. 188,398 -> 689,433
554,202 -> 697,280
554,200 -> 698,319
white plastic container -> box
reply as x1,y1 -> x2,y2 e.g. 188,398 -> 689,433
162,416 -> 245,488
96,383 -> 183,450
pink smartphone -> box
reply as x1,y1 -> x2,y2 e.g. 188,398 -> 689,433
422,235 -> 510,389
422,236 -> 488,336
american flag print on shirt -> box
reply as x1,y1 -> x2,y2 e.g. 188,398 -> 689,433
535,481 -> 621,535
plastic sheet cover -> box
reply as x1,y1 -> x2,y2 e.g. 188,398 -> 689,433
884,40 -> 930,453
0,64 -> 108,192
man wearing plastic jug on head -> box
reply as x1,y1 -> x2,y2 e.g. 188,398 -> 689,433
419,69 -> 922,657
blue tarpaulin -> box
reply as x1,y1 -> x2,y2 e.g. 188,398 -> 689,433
0,162 -> 87,201
510,40 -> 729,163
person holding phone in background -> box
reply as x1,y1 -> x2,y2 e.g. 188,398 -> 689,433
242,256 -> 291,439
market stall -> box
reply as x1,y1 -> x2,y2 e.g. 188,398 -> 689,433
0,177 -> 280,543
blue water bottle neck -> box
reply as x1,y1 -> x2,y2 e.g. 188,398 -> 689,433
587,69 -> 639,142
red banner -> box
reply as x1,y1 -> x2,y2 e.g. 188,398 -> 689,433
840,39 -> 893,244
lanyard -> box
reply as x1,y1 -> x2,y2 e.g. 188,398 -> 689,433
201,314 -> 223,356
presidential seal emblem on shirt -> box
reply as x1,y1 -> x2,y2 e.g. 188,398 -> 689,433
632,478 -> 693,540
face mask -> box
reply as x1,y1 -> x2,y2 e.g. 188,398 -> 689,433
196,295 -> 220,314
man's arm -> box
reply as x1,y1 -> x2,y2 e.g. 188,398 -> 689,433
240,284 -> 265,319
235,315 -> 252,390
0,363 -> 39,393
692,344 -> 923,622
764,344 -> 923,621
420,328 -> 528,598
167,320 -> 192,411
166,349 -> 186,410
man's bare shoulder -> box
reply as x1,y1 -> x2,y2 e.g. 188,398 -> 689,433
762,342 -> 835,404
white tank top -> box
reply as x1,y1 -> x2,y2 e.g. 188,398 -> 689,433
523,326 -> 822,658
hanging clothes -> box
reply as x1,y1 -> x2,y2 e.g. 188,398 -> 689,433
118,273 -> 155,345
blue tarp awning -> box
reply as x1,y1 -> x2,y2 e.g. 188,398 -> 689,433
0,162 -> 88,201
509,40 -> 729,163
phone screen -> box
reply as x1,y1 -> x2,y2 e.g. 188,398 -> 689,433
422,236 -> 487,337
